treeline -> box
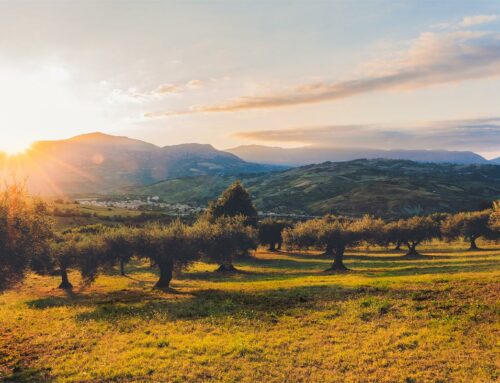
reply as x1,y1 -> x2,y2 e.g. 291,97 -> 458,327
1,182 -> 499,292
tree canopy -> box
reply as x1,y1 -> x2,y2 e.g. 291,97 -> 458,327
205,181 -> 257,226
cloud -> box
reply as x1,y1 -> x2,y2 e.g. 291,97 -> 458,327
460,14 -> 497,27
186,79 -> 204,89
153,83 -> 182,94
108,79 -> 204,104
233,117 -> 500,152
148,29 -> 500,116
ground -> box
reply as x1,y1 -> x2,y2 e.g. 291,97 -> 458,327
1,241 -> 499,383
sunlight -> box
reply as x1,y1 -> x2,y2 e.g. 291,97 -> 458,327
0,61 -> 105,154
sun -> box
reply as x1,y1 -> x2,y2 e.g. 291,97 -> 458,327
0,139 -> 33,156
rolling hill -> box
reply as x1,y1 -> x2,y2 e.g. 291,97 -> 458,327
0,132 -> 281,195
226,145 -> 489,166
127,159 -> 500,218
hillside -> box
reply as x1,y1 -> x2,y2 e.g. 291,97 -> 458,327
128,159 -> 500,218
0,133 -> 280,195
227,145 -> 489,166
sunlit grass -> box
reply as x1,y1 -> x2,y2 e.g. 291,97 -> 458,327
1,240 -> 499,382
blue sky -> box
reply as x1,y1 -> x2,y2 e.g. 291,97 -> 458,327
0,0 -> 499,157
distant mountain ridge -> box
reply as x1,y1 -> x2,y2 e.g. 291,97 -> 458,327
129,159 -> 500,218
226,145 -> 489,166
0,132 -> 281,195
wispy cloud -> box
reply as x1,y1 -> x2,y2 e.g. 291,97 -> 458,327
107,79 -> 204,104
460,14 -> 497,27
234,117 -> 500,152
147,29 -> 500,116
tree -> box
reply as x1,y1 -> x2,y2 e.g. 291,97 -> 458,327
193,216 -> 257,272
0,183 -> 53,291
205,181 -> 257,226
133,221 -> 198,288
258,218 -> 290,251
489,201 -> 500,233
102,226 -> 136,275
441,210 -> 493,250
394,216 -> 441,256
284,215 -> 385,271
50,233 -> 107,289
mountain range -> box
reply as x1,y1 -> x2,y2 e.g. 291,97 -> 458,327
1,132 -> 499,211
129,159 -> 500,218
227,145 -> 491,166
0,133 -> 279,195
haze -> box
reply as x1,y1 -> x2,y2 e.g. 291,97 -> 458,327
0,1 -> 499,158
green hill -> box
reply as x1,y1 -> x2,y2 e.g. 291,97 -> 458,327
126,159 -> 500,218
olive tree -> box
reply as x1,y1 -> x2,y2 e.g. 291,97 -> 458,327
258,218 -> 290,251
133,221 -> 198,288
284,215 -> 385,271
394,216 -> 441,256
0,183 -> 53,291
50,233 -> 107,289
193,216 -> 258,272
441,210 -> 493,250
490,201 -> 500,232
102,226 -> 137,275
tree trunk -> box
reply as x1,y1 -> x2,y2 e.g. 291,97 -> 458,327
215,262 -> 238,272
394,241 -> 402,251
268,242 -> 276,252
58,267 -> 73,289
325,244 -> 348,272
277,241 -> 282,250
468,237 -> 479,251
154,259 -> 173,289
120,259 -> 126,276
323,243 -> 333,256
405,242 -> 420,256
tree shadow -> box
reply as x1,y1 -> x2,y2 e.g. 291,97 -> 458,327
1,364 -> 53,383
73,285 -> 370,323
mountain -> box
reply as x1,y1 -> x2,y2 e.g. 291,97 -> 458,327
0,133 -> 280,195
490,157 -> 500,164
128,159 -> 500,218
226,145 -> 489,166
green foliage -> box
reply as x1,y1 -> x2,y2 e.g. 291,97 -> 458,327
0,183 -> 53,291
284,215 -> 385,270
205,181 -> 258,226
489,201 -> 500,232
392,216 -> 441,256
192,216 -> 258,271
102,226 -> 137,275
50,233 -> 108,288
258,218 -> 290,251
442,210 -> 494,249
132,221 -> 198,287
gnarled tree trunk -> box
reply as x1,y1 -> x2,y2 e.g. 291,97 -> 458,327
405,241 -> 420,257
216,254 -> 238,273
325,244 -> 348,272
468,236 -> 479,251
154,259 -> 174,288
216,262 -> 238,272
58,267 -> 73,289
120,259 -> 126,276
268,242 -> 276,252
394,241 -> 402,251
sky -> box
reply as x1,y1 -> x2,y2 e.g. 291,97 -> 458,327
0,0 -> 499,158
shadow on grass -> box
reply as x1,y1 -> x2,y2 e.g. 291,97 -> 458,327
75,285 -> 372,322
1,365 -> 53,383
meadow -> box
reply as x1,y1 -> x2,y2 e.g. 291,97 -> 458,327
1,241 -> 498,383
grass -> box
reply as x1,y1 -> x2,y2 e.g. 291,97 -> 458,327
1,241 -> 499,383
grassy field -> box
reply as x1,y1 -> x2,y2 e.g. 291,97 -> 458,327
1,242 -> 499,383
